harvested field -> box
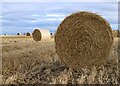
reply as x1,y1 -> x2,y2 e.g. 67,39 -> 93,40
1,36 -> 120,84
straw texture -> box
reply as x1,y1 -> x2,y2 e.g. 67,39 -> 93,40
55,12 -> 113,70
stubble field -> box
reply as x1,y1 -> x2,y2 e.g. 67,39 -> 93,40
1,36 -> 120,84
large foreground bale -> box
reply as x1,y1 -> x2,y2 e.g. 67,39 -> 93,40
55,12 -> 113,70
32,28 -> 50,42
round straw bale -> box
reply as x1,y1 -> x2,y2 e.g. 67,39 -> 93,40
17,33 -> 21,35
112,30 -> 119,37
4,34 -> 7,36
26,32 -> 31,36
32,28 -> 50,42
55,11 -> 113,70
50,33 -> 53,36
119,30 -> 120,37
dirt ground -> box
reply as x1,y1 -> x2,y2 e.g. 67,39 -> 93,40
1,36 -> 120,84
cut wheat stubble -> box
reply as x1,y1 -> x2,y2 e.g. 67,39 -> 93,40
55,11 -> 113,70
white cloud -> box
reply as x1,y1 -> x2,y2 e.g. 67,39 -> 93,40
2,0 -> 119,2
45,18 -> 64,21
2,2 -> 118,34
30,20 -> 37,22
46,14 -> 66,17
31,14 -> 39,17
110,24 -> 118,30
0,16 -> 2,18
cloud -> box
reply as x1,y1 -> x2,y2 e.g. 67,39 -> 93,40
111,24 -> 118,30
46,14 -> 66,17
2,2 -> 118,34
2,0 -> 119,2
45,17 -> 64,21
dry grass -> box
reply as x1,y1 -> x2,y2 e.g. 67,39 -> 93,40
1,36 -> 119,84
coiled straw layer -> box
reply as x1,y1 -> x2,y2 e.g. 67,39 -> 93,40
55,12 -> 113,70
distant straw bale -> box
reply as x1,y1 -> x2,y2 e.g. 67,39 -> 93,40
55,11 -> 113,70
119,30 -> 120,37
32,28 -> 50,42
17,33 -> 21,35
50,33 -> 53,36
112,30 -> 119,37
26,32 -> 31,36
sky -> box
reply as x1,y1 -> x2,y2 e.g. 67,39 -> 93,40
1,2 -> 118,35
